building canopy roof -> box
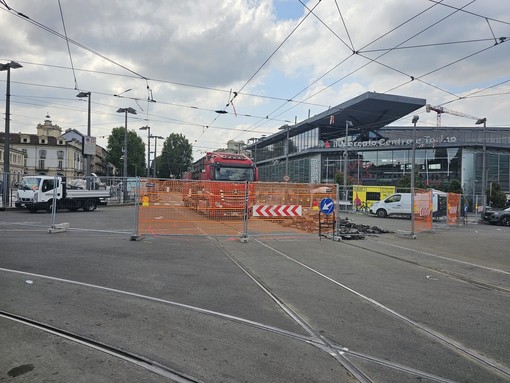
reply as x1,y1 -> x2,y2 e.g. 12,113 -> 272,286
247,91 -> 426,147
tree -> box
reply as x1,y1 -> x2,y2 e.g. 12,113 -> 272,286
158,133 -> 193,178
447,179 -> 463,194
105,127 -> 146,177
334,172 -> 355,186
397,172 -> 424,189
488,182 -> 507,208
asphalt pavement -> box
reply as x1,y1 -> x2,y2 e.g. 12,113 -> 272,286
0,207 -> 509,382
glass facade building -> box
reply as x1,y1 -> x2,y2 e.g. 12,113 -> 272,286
249,126 -> 510,195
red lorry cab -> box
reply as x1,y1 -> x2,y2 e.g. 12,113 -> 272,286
183,152 -> 257,217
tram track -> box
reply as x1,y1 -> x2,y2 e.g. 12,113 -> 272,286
1,221 -> 508,382
0,265 -> 467,383
213,239 -> 492,383
0,309 -> 201,383
246,238 -> 510,382
350,238 -> 510,295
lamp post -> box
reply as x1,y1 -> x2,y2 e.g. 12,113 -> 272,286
150,135 -> 163,178
117,107 -> 137,202
1,61 -> 22,209
343,120 -> 353,211
139,126 -> 151,176
475,118 -> 487,217
285,125 -> 290,179
411,115 -> 419,238
76,91 -> 92,184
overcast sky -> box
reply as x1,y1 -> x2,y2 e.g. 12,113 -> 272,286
1,0 -> 509,160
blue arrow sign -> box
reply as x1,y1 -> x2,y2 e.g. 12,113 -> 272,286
320,198 -> 335,215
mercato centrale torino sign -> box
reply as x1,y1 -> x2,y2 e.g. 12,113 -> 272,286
319,135 -> 458,149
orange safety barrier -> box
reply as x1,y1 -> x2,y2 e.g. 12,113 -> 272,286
136,180 -> 337,237
447,193 -> 461,225
248,182 -> 336,236
414,189 -> 433,233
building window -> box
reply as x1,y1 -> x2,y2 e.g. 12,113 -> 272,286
57,150 -> 64,159
58,160 -> 63,170
38,159 -> 45,169
39,150 -> 46,159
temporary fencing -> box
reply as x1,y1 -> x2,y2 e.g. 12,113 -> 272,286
137,179 -> 247,236
413,189 -> 433,233
134,180 -> 465,238
447,193 -> 462,225
135,180 -> 337,237
4,172 -> 468,238
247,182 -> 336,237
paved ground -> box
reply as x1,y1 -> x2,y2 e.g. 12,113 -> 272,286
0,207 -> 509,382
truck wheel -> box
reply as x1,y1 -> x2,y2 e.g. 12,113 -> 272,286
83,199 -> 97,212
376,209 -> 387,218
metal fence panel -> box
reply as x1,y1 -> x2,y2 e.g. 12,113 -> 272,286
247,182 -> 336,237
447,193 -> 462,225
135,180 -> 337,237
414,189 -> 433,233
3,172 -> 473,237
137,179 -> 247,237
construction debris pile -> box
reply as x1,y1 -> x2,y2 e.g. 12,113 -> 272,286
276,209 -> 392,239
333,217 -> 393,240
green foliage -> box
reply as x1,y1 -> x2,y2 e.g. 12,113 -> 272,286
157,133 -> 193,178
334,172 -> 355,185
397,172 -> 424,189
488,182 -> 507,208
105,127 -> 145,177
447,179 -> 463,194
397,174 -> 410,188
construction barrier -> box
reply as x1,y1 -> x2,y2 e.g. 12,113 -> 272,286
447,193 -> 462,225
413,189 -> 433,233
4,173 -> 469,238
136,180 -> 336,237
133,180 -> 461,238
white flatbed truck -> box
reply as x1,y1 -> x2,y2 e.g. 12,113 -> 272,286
16,175 -> 110,212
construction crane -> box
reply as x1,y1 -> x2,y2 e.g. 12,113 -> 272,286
425,104 -> 484,126
426,104 -> 488,214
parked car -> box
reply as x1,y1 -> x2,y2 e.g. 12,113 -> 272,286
483,208 -> 497,222
487,207 -> 510,226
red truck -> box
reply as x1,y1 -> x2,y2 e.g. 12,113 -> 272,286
182,152 -> 257,217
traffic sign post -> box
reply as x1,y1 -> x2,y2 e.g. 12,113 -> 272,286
320,198 -> 335,215
319,198 -> 335,239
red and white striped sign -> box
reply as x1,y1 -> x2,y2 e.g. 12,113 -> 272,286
252,205 -> 302,217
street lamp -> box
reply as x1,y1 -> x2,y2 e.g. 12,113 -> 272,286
117,107 -> 137,201
139,126 -> 151,176
76,91 -> 92,181
1,61 -> 22,209
149,135 -> 163,178
475,117 -> 487,216
411,115 -> 419,238
343,120 -> 353,211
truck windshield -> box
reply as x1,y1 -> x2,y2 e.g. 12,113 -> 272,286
19,178 -> 42,191
215,167 -> 254,181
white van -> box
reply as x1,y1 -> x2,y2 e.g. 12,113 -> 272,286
370,191 -> 443,218
370,193 -> 412,217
